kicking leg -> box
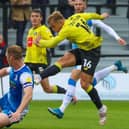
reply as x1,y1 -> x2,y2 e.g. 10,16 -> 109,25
40,52 -> 76,79
92,60 -> 128,86
40,78 -> 66,94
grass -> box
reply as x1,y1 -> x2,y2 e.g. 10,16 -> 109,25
10,100 -> 129,129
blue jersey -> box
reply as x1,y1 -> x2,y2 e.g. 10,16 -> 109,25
0,65 -> 34,114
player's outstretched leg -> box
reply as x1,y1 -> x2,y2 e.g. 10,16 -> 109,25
92,60 -> 128,86
114,60 -> 128,73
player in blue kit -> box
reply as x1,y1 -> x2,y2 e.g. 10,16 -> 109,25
0,45 -> 34,128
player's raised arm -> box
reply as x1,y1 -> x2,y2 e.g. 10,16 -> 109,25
34,35 -> 65,48
117,38 -> 127,45
82,12 -> 109,20
92,20 -> 127,46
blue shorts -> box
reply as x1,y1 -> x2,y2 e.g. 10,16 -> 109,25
0,94 -> 13,116
0,94 -> 28,127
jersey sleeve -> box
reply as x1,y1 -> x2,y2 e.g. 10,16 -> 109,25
20,72 -> 33,88
92,20 -> 120,40
81,13 -> 105,20
87,20 -> 93,27
39,27 -> 68,48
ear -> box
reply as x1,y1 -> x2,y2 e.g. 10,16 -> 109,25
9,55 -> 14,61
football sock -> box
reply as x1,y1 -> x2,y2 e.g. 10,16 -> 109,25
57,85 -> 66,94
92,78 -> 97,86
52,85 -> 66,94
86,85 -> 102,109
40,62 -> 62,79
60,78 -> 76,112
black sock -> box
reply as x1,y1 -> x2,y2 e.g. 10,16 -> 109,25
88,88 -> 102,109
57,85 -> 66,94
40,65 -> 61,79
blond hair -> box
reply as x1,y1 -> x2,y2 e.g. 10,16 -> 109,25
47,11 -> 64,24
6,45 -> 23,60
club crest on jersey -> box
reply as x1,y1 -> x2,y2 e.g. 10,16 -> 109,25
34,32 -> 37,35
10,80 -> 16,88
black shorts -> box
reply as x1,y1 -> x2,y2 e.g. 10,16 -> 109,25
26,63 -> 48,74
69,47 -> 101,75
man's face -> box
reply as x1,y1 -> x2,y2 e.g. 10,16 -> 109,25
49,20 -> 63,33
74,0 -> 86,13
30,12 -> 42,27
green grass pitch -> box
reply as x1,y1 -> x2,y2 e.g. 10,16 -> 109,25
10,100 -> 129,129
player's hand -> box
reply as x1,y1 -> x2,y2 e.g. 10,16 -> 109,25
9,112 -> 21,123
33,35 -> 41,47
117,38 -> 127,46
101,13 -> 109,19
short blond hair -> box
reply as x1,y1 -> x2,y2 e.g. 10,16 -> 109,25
47,11 -> 64,24
6,45 -> 23,60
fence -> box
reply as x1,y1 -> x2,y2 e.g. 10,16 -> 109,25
0,3 -> 129,58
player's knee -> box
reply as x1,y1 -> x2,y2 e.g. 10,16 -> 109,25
80,79 -> 91,90
42,85 -> 52,93
80,80 -> 87,89
0,114 -> 10,128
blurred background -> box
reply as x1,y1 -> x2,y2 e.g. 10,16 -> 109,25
0,0 -> 129,72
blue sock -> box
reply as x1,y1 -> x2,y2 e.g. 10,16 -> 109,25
92,78 -> 97,87
68,78 -> 76,87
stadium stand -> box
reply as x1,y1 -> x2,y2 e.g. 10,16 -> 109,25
0,0 -> 129,72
